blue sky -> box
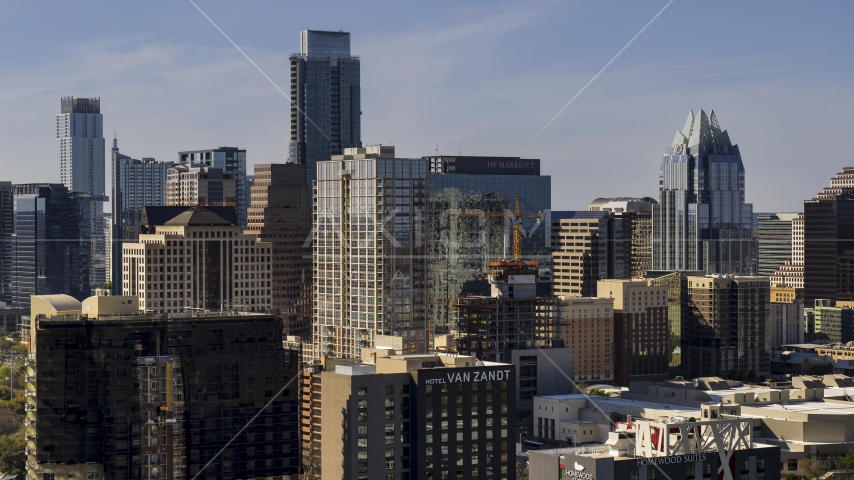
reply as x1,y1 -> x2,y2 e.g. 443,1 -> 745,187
1,0 -> 852,211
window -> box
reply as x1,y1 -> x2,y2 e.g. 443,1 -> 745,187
686,465 -> 695,477
358,438 -> 368,448
648,469 -> 656,480
358,451 -> 368,460
757,459 -> 765,473
386,385 -> 395,395
703,464 -> 712,477
630,471 -> 638,480
740,461 -> 749,474
358,387 -> 368,396
43,475 -> 56,480
358,426 -> 368,435
788,460 -> 798,471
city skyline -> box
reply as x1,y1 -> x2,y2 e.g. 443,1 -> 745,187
0,1 -> 852,212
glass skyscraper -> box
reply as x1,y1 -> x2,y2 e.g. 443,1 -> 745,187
11,184 -> 92,305
289,30 -> 361,190
425,156 -> 551,331
652,109 -> 756,275
110,136 -> 171,294
57,97 -> 108,289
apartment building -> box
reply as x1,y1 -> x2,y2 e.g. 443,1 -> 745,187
559,297 -> 614,385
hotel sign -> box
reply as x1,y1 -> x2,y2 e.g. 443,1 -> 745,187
423,369 -> 512,385
438,157 -> 540,175
636,454 -> 707,467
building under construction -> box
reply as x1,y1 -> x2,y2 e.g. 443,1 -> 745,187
452,261 -> 560,362
25,294 -> 299,480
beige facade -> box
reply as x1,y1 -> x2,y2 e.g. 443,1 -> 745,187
598,279 -> 668,386
770,213 -> 804,288
312,147 -> 429,360
165,163 -> 236,207
559,297 -> 614,384
121,207 -> 272,313
551,212 -> 611,297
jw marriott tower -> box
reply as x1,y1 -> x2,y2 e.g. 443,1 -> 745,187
652,109 -> 756,275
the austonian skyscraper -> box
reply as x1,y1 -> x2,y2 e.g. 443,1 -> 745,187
652,109 -> 756,275
57,96 -> 108,290
289,30 -> 361,189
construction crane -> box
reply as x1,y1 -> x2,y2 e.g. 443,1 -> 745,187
447,195 -> 544,262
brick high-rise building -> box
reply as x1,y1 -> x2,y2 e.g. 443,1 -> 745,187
682,275 -> 770,379
597,279 -> 668,386
245,163 -> 311,338
551,211 -> 613,297
558,296 -> 614,385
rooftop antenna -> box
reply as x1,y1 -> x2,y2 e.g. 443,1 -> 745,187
435,144 -> 439,156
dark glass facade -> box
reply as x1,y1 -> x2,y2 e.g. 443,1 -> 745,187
11,184 -> 92,306
426,159 -> 551,331
0,182 -> 12,305
804,194 -> 854,303
30,311 -> 300,480
289,30 -> 361,191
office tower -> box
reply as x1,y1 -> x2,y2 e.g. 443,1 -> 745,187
166,164 -> 236,207
756,213 -> 799,276
111,137 -> 171,294
451,261 -> 560,363
558,296 -> 614,384
645,270 -> 702,372
121,206 -> 272,313
245,163 -> 311,337
770,213 -> 804,288
652,109 -> 756,275
57,97 -> 108,289
589,197 -> 657,279
805,299 -> 854,344
682,275 -> 770,379
804,167 -> 854,303
770,297 -> 805,347
425,155 -> 551,331
26,294 -> 300,480
597,279 -> 669,386
0,182 -> 12,305
11,184 -> 92,305
551,211 -> 613,297
289,30 -> 361,189
316,349 -> 515,480
178,147 -> 247,228
313,146 -> 428,359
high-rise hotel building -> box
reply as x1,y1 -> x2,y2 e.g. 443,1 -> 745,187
289,30 -> 361,189
122,206 -> 272,313
652,109 -> 756,275
313,146 -> 429,359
